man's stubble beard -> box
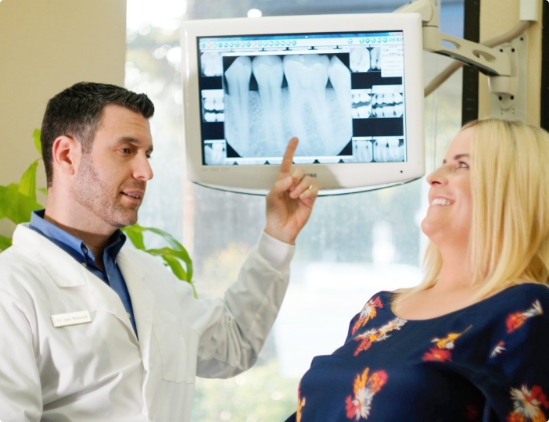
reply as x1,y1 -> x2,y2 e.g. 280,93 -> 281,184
71,154 -> 140,228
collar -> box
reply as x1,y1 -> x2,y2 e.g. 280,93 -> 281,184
29,209 -> 126,267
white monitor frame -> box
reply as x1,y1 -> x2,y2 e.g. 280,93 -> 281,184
181,13 -> 424,195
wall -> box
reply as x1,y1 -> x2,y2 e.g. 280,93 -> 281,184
0,0 -> 127,236
477,0 -> 542,124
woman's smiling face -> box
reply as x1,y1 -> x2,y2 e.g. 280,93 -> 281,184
421,127 -> 473,249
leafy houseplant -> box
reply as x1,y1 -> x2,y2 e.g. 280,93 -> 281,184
0,130 -> 195,296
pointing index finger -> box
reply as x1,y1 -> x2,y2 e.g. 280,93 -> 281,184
278,137 -> 298,178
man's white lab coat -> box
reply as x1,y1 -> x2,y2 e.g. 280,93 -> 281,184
0,224 -> 293,422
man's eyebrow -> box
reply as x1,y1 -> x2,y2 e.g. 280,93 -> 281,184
442,153 -> 470,164
117,136 -> 153,153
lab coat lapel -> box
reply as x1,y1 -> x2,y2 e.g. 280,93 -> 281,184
14,224 -> 87,288
117,248 -> 155,366
14,225 -> 137,338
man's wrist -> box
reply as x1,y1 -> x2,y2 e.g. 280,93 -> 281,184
263,225 -> 296,245
257,231 -> 295,270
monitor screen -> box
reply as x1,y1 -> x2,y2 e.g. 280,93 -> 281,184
182,13 -> 424,195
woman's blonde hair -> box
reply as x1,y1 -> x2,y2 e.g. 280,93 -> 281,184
396,119 -> 549,304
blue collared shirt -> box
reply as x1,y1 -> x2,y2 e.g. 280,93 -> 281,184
29,210 -> 138,337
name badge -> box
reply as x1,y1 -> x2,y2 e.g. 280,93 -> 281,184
51,310 -> 92,328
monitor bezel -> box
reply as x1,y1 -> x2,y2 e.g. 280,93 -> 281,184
181,13 -> 424,195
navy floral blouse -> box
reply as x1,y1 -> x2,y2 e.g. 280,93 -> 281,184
285,283 -> 549,422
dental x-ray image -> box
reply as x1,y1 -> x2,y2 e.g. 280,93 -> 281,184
351,89 -> 372,119
371,85 -> 404,118
352,136 -> 405,163
204,140 -> 227,165
222,53 -> 353,159
200,51 -> 224,77
201,90 -> 225,122
349,47 -> 381,73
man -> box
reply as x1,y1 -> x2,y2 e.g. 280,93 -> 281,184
0,82 -> 318,421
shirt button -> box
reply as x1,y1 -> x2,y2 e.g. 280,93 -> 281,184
81,245 -> 88,255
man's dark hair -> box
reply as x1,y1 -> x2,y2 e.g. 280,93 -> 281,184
41,82 -> 155,187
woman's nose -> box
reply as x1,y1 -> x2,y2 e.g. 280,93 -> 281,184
426,165 -> 447,186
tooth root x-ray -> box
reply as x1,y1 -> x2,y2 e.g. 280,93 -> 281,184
223,53 -> 352,158
225,56 -> 253,153
252,55 -> 286,154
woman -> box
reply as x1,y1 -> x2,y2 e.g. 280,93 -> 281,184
286,119 -> 549,422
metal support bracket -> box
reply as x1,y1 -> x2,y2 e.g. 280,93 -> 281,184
488,35 -> 528,120
395,0 -> 529,121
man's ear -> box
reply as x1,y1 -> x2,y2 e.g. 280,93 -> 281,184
51,136 -> 81,177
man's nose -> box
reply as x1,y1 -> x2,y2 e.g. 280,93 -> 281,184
134,154 -> 154,181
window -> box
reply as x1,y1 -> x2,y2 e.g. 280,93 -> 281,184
126,0 -> 465,420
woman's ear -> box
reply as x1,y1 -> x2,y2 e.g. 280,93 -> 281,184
51,136 -> 81,178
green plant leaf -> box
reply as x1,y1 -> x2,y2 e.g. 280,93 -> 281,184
145,247 -> 189,278
140,227 -> 194,281
122,224 -> 195,293
162,254 -> 197,298
33,129 -> 42,155
0,235 -> 11,251
121,225 -> 146,250
18,159 -> 40,201
0,183 -> 42,224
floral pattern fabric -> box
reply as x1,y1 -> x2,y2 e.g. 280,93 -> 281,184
285,284 -> 549,422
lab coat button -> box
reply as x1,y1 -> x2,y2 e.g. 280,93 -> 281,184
81,245 -> 88,254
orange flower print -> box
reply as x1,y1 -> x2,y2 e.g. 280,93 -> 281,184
506,300 -> 543,334
345,368 -> 388,420
507,384 -> 549,422
297,396 -> 305,422
296,383 -> 305,422
422,347 -> 452,362
353,318 -> 406,356
351,297 -> 383,335
422,325 -> 472,362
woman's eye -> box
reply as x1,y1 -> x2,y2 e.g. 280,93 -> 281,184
120,148 -> 132,154
458,161 -> 469,168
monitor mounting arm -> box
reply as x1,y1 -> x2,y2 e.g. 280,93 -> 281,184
394,0 -> 532,118
394,0 -> 511,77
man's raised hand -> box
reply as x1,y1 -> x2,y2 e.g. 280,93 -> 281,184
264,137 -> 319,244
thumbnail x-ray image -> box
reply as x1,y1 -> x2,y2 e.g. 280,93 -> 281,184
202,90 -> 225,122
352,89 -> 372,119
373,137 -> 405,162
352,138 -> 373,162
200,52 -> 223,77
204,140 -> 227,165
223,53 -> 353,158
349,47 -> 381,73
371,85 -> 404,118
352,137 -> 405,162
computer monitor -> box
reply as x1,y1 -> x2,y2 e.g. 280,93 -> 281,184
181,13 -> 424,195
